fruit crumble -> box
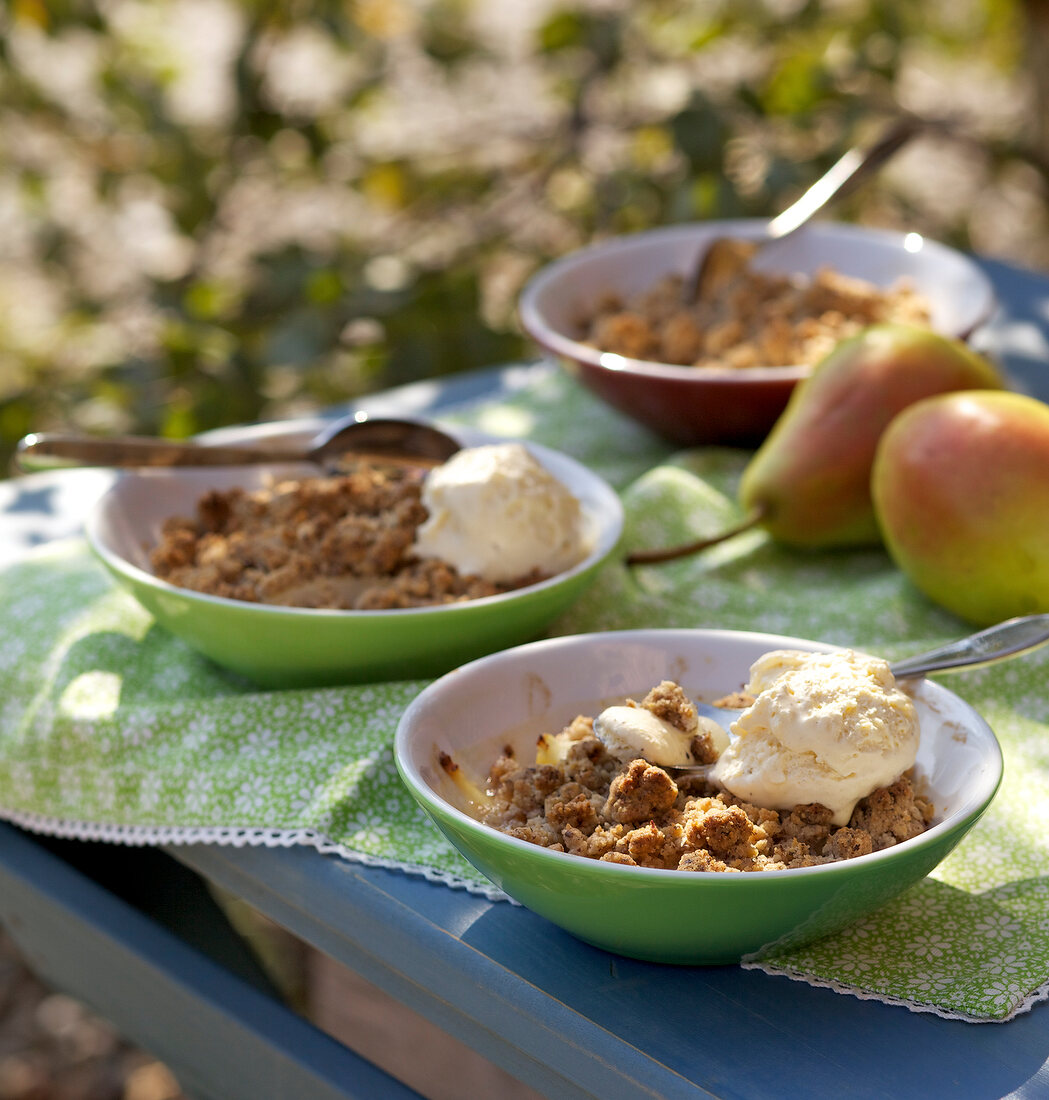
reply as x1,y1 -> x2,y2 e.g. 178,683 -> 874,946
150,461 -> 544,610
581,244 -> 932,369
444,680 -> 933,872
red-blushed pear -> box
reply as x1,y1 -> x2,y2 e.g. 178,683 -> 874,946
872,390 -> 1049,625
626,324 -> 1004,567
736,323 -> 1004,549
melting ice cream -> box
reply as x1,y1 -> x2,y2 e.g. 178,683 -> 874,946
712,649 -> 920,825
412,443 -> 585,583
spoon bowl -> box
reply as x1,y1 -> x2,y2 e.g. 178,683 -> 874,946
15,413 -> 461,473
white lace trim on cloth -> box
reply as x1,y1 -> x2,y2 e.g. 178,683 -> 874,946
0,807 -> 511,903
740,957 -> 1049,1024
7,803 -> 1047,1021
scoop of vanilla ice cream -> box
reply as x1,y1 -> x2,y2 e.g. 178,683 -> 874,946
594,706 -> 729,768
412,443 -> 585,583
711,649 -> 920,826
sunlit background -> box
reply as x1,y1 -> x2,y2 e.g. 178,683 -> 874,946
1,0 -> 1046,475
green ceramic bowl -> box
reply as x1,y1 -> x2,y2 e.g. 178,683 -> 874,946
85,421 -> 623,688
395,629 -> 1003,965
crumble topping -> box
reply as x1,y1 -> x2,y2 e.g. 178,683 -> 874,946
150,462 -> 544,610
581,250 -> 931,370
460,680 -> 933,873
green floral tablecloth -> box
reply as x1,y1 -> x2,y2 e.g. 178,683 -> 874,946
2,368 -> 1048,1024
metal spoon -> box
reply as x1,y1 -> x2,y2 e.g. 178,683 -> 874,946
14,413 -> 461,473
686,613 -> 1049,745
683,115 -> 924,303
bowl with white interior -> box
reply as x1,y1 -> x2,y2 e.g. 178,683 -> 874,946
85,421 -> 623,688
395,628 -> 1002,964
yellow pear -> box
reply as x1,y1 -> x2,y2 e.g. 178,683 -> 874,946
737,323 -> 1004,549
872,390 -> 1049,625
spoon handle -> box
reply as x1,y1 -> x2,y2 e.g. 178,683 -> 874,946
15,432 -> 306,471
889,614 -> 1049,681
767,116 -> 924,241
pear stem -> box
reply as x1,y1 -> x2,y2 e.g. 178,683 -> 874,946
625,505 -> 767,566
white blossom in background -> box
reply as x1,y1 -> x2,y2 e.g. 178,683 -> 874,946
5,23 -> 109,123
255,22 -> 362,118
107,0 -> 247,128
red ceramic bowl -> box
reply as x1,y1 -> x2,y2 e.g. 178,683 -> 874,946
519,221 -> 997,447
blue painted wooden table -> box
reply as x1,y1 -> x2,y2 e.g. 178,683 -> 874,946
1,258 -> 1049,1099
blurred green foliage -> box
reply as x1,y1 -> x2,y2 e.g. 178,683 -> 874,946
0,0 -> 1044,471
